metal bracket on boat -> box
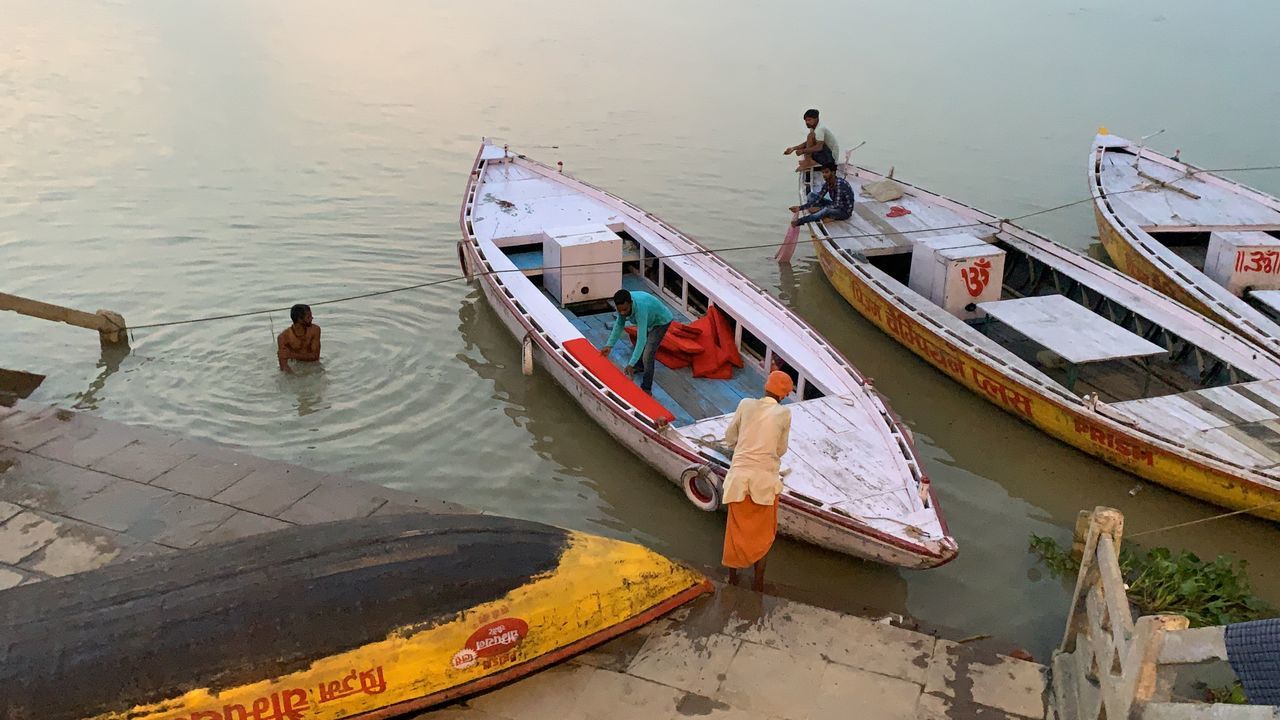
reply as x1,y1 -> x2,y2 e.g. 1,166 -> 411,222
681,464 -> 721,512
521,335 -> 534,376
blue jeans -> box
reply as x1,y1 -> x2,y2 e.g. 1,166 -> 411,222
635,322 -> 671,394
796,206 -> 851,225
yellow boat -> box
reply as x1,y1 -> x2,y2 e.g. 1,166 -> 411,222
1,513 -> 710,720
1089,131 -> 1280,359
804,163 -> 1280,521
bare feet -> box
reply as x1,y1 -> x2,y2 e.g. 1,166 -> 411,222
795,158 -> 818,172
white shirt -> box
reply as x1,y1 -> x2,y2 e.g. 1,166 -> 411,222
721,397 -> 791,505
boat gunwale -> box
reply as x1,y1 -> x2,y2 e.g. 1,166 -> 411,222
807,166 -> 1280,495
1087,135 -> 1280,357
458,143 -> 955,564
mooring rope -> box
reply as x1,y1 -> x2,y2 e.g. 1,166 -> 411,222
114,162 -> 1280,333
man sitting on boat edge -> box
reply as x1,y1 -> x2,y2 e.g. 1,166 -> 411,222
790,163 -> 854,227
783,108 -> 840,172
722,370 -> 794,592
602,289 -> 674,396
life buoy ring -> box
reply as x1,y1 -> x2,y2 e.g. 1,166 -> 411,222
681,465 -> 721,512
521,335 -> 534,376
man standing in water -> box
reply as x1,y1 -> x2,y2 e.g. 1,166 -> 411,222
722,371 -> 793,592
601,289 -> 673,395
783,108 -> 840,171
277,304 -> 321,374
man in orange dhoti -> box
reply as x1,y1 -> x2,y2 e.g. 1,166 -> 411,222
722,370 -> 793,592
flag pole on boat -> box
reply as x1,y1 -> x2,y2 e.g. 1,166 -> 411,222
1134,128 -> 1165,172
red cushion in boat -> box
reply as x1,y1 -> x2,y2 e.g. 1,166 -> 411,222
689,305 -> 744,379
562,338 -> 676,424
625,324 -> 703,357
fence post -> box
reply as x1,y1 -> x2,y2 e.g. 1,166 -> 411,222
0,292 -> 128,346
1060,506 -> 1124,653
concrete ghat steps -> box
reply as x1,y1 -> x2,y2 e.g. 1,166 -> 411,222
423,584 -> 1051,720
0,401 -> 463,587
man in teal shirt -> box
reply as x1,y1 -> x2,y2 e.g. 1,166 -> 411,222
601,289 -> 674,395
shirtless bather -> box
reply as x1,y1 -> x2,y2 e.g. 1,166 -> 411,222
277,304 -> 321,373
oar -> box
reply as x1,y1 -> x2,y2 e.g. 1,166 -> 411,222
775,214 -> 801,263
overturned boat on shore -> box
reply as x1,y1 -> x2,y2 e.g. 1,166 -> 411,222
458,140 -> 956,569
1089,132 -> 1280,358
804,162 -> 1280,521
1,513 -> 710,720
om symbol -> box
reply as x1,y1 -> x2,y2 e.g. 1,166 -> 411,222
961,258 -> 992,298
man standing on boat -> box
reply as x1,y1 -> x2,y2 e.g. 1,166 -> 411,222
783,109 -> 840,171
722,371 -> 793,592
277,303 -> 321,374
602,289 -> 673,396
790,164 -> 854,227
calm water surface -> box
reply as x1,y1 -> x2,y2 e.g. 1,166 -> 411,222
4,0 -> 1280,658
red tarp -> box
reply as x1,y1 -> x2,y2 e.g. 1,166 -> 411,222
624,305 -> 744,380
562,338 -> 676,424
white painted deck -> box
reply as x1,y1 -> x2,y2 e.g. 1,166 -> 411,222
1089,134 -> 1280,361
677,395 -> 942,540
1111,380 -> 1280,473
1095,146 -> 1280,230
979,295 -> 1166,365
823,165 -> 1280,381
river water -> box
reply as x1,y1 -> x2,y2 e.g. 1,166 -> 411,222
4,0 -> 1279,659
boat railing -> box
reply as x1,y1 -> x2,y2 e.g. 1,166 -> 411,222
1052,506 -> 1270,719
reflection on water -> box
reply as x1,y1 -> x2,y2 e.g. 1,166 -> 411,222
72,342 -> 131,411
4,0 -> 1280,659
277,363 -> 329,418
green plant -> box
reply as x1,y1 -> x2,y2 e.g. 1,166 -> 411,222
1027,534 -> 1276,628
1200,681 -> 1247,704
1029,533 -> 1078,577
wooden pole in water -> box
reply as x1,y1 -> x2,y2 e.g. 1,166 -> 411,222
0,292 -> 128,345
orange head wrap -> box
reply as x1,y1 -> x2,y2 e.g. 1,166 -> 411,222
765,370 -> 794,398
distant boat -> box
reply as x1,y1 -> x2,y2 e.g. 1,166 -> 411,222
2,513 -> 711,720
458,140 -> 957,569
805,162 -> 1280,521
1089,132 -> 1280,358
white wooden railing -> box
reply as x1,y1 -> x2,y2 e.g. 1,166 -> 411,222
1052,506 -> 1277,719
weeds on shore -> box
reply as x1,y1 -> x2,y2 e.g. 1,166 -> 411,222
1028,534 -> 1274,628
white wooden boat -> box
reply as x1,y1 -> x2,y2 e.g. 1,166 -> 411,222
458,141 -> 956,569
805,163 -> 1280,522
1089,132 -> 1280,358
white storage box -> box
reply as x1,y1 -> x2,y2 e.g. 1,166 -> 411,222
543,225 -> 623,306
908,233 -> 1005,320
1203,231 -> 1280,296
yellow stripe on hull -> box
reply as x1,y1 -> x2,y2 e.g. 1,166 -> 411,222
814,238 -> 1280,523
91,533 -> 707,720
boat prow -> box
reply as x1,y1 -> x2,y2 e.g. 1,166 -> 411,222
1089,132 -> 1280,358
1,513 -> 710,720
